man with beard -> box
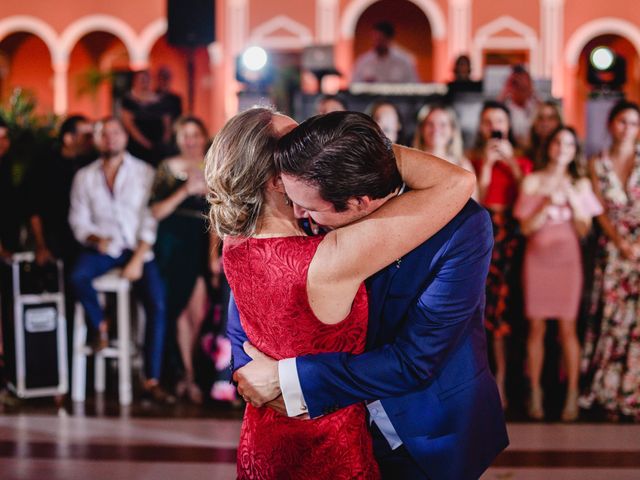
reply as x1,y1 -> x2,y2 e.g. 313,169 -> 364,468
68,117 -> 173,403
351,22 -> 420,84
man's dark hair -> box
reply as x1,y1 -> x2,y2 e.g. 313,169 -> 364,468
607,99 -> 640,125
59,114 -> 88,141
374,21 -> 395,38
0,117 -> 8,130
275,111 -> 402,212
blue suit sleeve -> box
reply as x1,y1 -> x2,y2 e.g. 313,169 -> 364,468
226,293 -> 252,372
296,211 -> 494,418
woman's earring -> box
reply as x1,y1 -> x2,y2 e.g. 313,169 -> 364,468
283,193 -> 292,206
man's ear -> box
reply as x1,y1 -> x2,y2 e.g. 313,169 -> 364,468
348,196 -> 373,211
267,175 -> 286,194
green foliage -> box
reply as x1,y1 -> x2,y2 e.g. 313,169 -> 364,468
77,67 -> 114,98
0,88 -> 58,186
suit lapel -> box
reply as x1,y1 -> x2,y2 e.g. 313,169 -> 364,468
366,261 -> 401,347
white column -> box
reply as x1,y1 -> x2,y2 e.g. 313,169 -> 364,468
228,0 -> 249,55
541,0 -> 564,79
316,0 -> 338,44
208,42 -> 223,66
52,60 -> 68,116
448,0 -> 471,61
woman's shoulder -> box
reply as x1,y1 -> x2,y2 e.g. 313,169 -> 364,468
574,177 -> 593,190
520,171 -> 543,193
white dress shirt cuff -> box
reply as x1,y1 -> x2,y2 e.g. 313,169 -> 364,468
278,358 -> 308,417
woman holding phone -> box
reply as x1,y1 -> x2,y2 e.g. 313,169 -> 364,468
468,100 -> 533,408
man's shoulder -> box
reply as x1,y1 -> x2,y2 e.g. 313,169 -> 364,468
126,153 -> 155,174
75,158 -> 101,178
431,200 -> 489,239
408,201 -> 490,255
389,46 -> 416,64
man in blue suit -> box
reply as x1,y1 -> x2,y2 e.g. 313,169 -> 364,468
229,112 -> 508,479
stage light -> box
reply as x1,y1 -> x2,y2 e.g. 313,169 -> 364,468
242,47 -> 268,72
587,45 -> 626,93
590,46 -> 615,71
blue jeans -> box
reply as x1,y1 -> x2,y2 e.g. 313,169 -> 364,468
70,250 -> 167,381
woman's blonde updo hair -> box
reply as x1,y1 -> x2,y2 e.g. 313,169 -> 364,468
205,106 -> 277,237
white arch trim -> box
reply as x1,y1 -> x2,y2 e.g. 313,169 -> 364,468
472,15 -> 540,76
565,17 -> 640,67
59,14 -> 142,65
138,18 -> 168,63
0,15 -> 61,64
248,15 -> 313,50
341,0 -> 446,40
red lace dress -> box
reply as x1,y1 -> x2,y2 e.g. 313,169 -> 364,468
224,235 -> 379,480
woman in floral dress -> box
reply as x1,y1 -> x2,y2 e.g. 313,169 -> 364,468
580,100 -> 640,420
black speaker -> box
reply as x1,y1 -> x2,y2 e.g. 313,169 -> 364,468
167,0 -> 215,47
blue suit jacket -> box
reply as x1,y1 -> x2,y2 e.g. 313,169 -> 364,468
228,200 -> 509,479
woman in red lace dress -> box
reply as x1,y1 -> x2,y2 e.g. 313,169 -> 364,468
205,108 -> 475,479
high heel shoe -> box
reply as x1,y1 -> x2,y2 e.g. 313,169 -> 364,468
175,378 -> 203,404
528,388 -> 544,420
561,389 -> 579,422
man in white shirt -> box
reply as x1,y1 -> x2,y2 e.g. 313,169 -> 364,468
69,117 -> 173,403
351,21 -> 420,84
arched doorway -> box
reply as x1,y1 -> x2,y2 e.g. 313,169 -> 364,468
0,32 -> 54,113
353,0 -> 432,82
67,31 -> 131,118
574,34 -> 640,156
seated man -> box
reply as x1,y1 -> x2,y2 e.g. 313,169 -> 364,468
351,21 -> 419,84
68,117 -> 173,403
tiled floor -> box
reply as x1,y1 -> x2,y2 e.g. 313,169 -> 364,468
1,408 -> 639,480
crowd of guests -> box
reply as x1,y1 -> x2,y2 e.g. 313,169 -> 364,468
312,85 -> 640,422
0,69 -> 233,406
0,62 -> 639,422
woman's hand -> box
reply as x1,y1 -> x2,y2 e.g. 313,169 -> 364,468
484,140 -> 502,166
35,245 -> 55,266
185,168 -> 207,196
210,255 -> 222,289
494,139 -> 515,161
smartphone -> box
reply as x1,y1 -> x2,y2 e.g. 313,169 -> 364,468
490,130 -> 503,140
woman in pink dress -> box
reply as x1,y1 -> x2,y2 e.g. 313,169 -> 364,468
205,108 -> 474,479
514,126 -> 602,421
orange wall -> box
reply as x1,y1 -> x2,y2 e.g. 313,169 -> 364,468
564,0 -> 637,43
3,0 -> 640,132
66,36 -> 130,118
0,0 -> 164,32
5,35 -> 54,114
249,0 -> 315,33
472,0 -> 539,32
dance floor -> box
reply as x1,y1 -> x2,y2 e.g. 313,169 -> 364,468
0,399 -> 638,479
